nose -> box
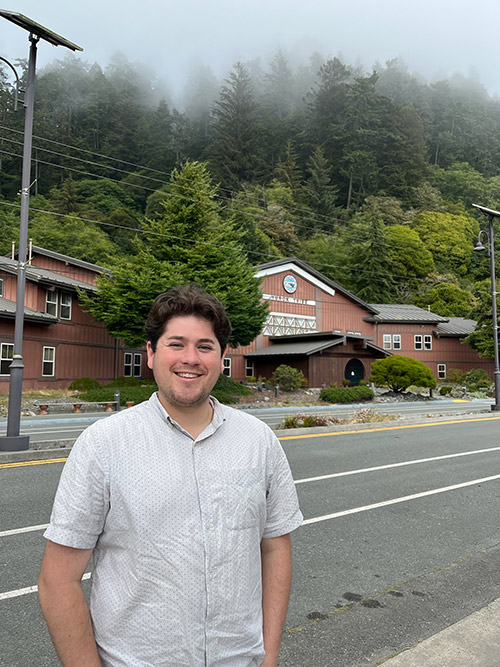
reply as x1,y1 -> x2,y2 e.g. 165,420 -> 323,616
180,344 -> 200,366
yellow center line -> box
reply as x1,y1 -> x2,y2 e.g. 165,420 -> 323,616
0,457 -> 67,469
2,415 -> 500,466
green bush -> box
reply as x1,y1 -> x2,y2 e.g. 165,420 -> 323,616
69,377 -> 101,392
105,376 -> 144,388
447,368 -> 463,383
81,384 -> 157,406
211,374 -> 252,404
370,355 -> 437,392
463,368 -> 491,392
320,386 -> 375,404
439,385 -> 453,395
271,364 -> 305,392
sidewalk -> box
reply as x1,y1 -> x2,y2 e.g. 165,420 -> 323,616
385,597 -> 500,666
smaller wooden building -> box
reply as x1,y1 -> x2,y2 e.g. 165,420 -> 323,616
0,246 -> 146,391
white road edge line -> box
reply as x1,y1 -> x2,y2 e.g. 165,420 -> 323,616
295,445 -> 500,484
302,473 -> 500,525
0,573 -> 91,601
4,447 -> 500,539
0,523 -> 49,538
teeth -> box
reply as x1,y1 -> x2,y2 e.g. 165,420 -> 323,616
177,373 -> 199,378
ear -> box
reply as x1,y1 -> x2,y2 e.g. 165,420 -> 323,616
220,346 -> 227,373
146,341 -> 155,370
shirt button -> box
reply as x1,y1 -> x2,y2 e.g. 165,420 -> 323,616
199,480 -> 205,486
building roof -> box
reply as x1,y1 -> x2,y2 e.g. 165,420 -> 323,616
0,256 -> 97,292
256,257 -> 379,315
29,246 -> 106,274
246,332 -> 390,358
367,304 -> 449,324
0,296 -> 58,323
436,317 -> 477,337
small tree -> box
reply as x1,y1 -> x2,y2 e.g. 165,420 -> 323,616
271,364 -> 305,391
370,356 -> 436,393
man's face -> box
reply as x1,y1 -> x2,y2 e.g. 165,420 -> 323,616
147,315 -> 225,411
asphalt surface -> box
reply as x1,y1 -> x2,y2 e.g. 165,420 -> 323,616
2,406 -> 500,665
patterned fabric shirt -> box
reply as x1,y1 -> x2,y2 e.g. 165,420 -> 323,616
44,393 -> 303,666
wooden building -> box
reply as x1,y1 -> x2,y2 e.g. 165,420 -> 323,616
0,251 -> 493,391
0,246 -> 146,391
226,258 -> 494,387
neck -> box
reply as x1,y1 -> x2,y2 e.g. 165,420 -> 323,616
159,395 -> 214,439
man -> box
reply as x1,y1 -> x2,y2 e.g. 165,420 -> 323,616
39,284 -> 303,666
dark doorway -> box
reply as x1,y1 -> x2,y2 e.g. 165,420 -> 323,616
344,358 -> 365,386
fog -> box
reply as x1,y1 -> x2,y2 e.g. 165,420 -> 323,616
1,0 -> 499,98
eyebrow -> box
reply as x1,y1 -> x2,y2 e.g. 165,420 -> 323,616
166,335 -> 217,344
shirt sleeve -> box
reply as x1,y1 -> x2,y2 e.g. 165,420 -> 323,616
43,424 -> 109,549
262,433 -> 303,539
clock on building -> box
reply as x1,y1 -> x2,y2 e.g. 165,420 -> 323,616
283,274 -> 298,294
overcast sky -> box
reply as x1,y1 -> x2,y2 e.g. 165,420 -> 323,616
1,0 -> 499,99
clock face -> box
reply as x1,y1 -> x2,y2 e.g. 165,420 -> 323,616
283,274 -> 298,294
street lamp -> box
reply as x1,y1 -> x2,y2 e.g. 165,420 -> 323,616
0,11 -> 82,451
472,203 -> 500,412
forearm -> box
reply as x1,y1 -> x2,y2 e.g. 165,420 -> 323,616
261,535 -> 292,666
38,579 -> 101,666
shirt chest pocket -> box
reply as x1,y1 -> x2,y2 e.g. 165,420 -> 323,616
210,468 -> 266,530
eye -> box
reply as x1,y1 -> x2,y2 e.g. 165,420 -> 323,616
199,345 -> 213,351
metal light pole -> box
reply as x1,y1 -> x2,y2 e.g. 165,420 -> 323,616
0,11 -> 82,451
472,204 -> 500,412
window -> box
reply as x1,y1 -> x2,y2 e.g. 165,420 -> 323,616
245,360 -> 255,378
60,293 -> 72,320
424,335 -> 432,350
42,347 -> 55,376
438,364 -> 446,380
124,352 -> 142,378
133,353 -> 142,377
124,352 -> 133,377
1,343 -> 14,375
0,278 -> 3,297
223,357 -> 231,377
414,335 -> 422,350
45,290 -> 58,316
383,334 -> 401,350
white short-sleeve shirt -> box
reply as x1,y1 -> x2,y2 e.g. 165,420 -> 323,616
44,393 -> 303,666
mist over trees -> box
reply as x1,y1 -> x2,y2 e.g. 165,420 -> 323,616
1,50 -> 499,356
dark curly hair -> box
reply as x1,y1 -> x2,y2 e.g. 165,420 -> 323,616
145,283 -> 231,354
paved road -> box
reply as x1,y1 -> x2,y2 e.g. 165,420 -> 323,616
2,414 -> 500,665
0,397 -> 493,443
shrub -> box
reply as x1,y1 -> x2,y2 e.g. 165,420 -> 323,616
69,377 -> 101,392
81,384 -> 157,406
370,355 -> 436,393
447,368 -> 464,383
271,364 -> 305,391
320,386 -> 375,403
105,376 -> 144,388
282,415 -> 301,429
341,378 -> 350,387
211,374 -> 252,404
246,376 -> 257,383
463,368 -> 491,392
439,385 -> 453,395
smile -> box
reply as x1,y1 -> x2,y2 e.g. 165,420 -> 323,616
175,372 -> 202,378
